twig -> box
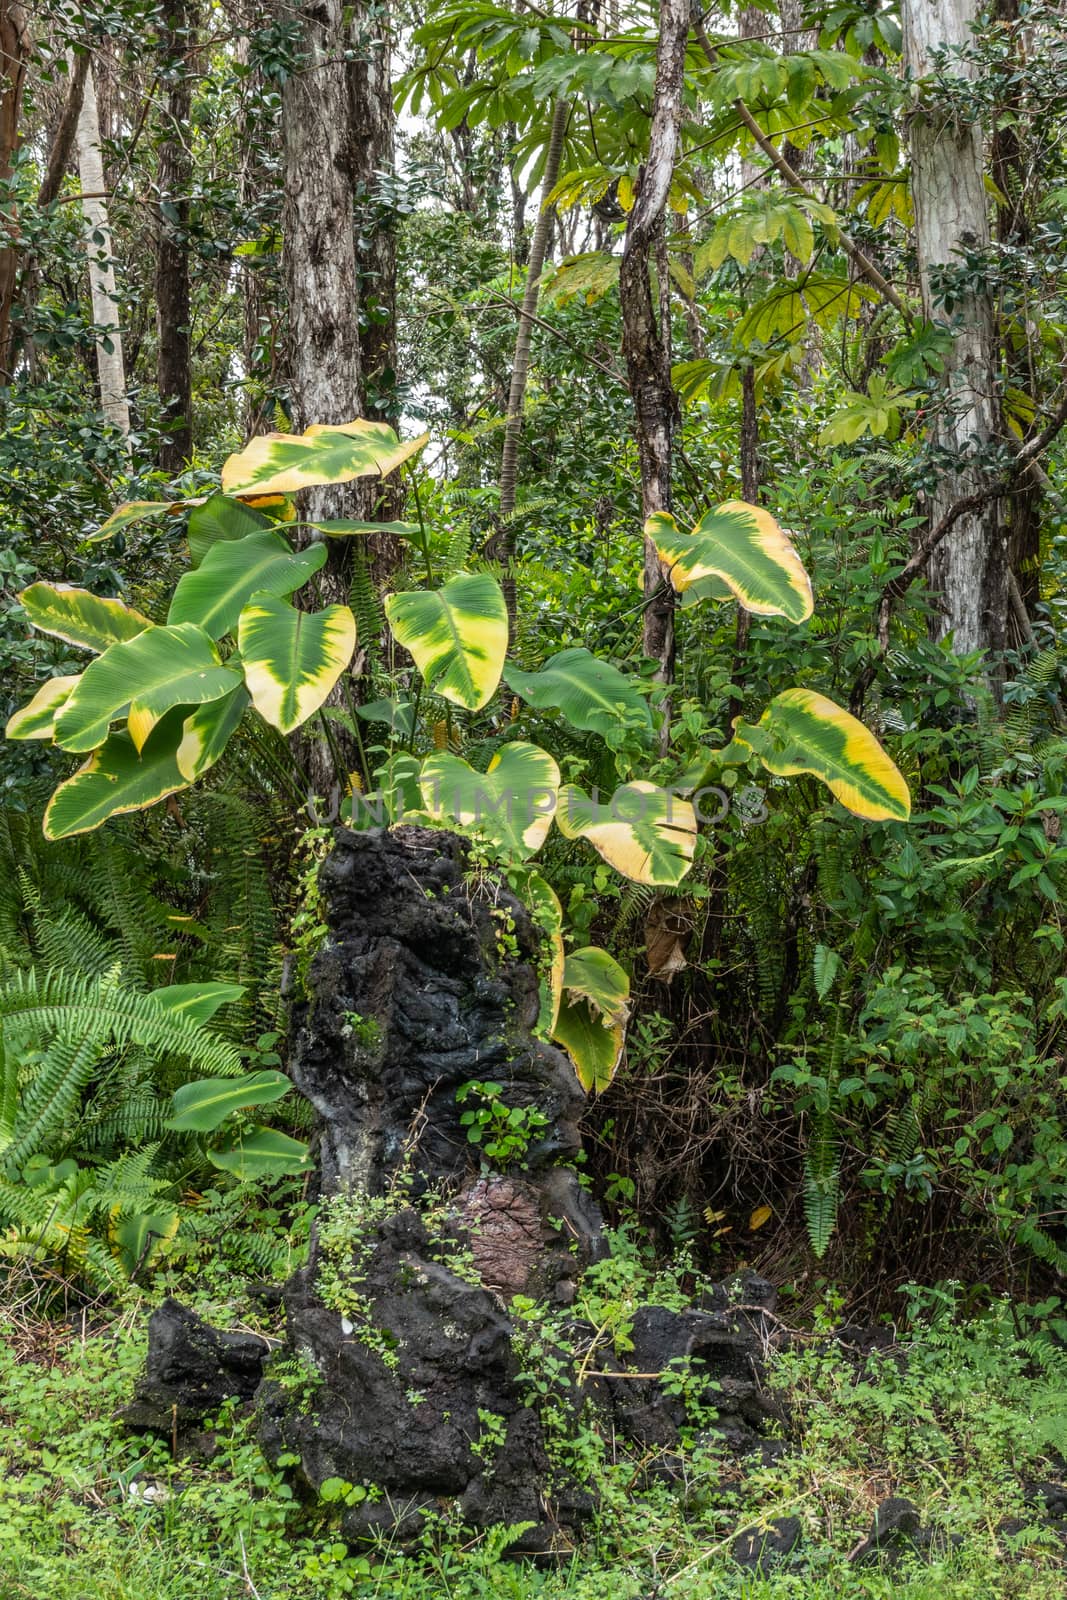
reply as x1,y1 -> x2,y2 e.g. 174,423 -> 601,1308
238,1531 -> 264,1600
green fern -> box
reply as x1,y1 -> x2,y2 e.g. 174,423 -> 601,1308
0,969 -> 244,1078
803,1117 -> 841,1259
349,548 -> 385,663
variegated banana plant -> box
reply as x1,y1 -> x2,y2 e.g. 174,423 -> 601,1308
7,417 -> 911,1095
8,421 -> 425,841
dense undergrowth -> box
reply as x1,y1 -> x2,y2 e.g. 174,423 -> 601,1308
2,1206 -> 1066,1600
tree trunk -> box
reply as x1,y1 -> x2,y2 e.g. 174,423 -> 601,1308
991,0 -> 1041,627
9,46 -> 88,379
350,1 -> 396,427
0,3 -> 30,381
619,0 -> 689,689
903,0 -> 1005,661
74,58 -> 131,438
155,0 -> 195,471
280,0 -> 396,794
496,93 -> 568,632
281,0 -> 364,485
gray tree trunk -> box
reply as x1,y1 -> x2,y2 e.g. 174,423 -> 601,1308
903,0 -> 1006,660
0,4 -> 31,380
74,58 -> 131,440
619,0 -> 689,690
496,93 -> 568,633
280,0 -> 396,794
156,0 -> 195,471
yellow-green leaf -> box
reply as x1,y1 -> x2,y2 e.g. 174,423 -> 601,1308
385,572 -> 507,711
303,518 -> 422,540
419,742 -> 560,858
19,583 -> 154,653
6,675 -> 81,741
552,944 -> 630,1093
561,946 -> 629,1022
176,685 -> 250,781
731,688 -> 911,822
556,781 -> 697,886
85,499 -> 179,544
43,712 -> 191,840
221,419 -> 428,498
238,595 -> 357,733
54,624 -> 241,755
510,866 -> 565,1035
648,504 -> 813,622
556,940 -> 630,1094
553,996 -> 624,1094
168,528 -> 327,641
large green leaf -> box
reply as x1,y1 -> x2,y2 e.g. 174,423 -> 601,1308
730,688 -> 911,822
43,712 -> 190,840
54,623 -> 241,754
420,742 -> 560,858
385,572 -> 507,711
168,528 -> 327,640
238,595 -> 357,733
552,949 -> 629,1096
176,685 -> 250,781
221,419 -> 428,497
19,583 -> 153,652
207,1127 -> 313,1180
560,946 -> 630,1019
556,781 -> 697,886
6,675 -> 81,741
150,982 -> 245,1025
110,1207 -> 180,1275
187,492 -> 271,568
647,503 -> 813,622
503,647 -> 652,741
166,1070 -> 292,1133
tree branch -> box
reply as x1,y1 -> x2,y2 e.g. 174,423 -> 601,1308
850,373 -> 1067,708
693,19 -> 913,327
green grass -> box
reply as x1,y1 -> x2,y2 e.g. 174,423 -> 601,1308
0,1280 -> 1065,1600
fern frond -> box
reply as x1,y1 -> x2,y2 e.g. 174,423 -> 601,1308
0,969 -> 244,1077
5,1033 -> 104,1169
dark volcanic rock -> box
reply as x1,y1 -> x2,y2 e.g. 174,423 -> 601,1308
123,830 -> 783,1554
256,1205 -> 593,1553
732,1515 -> 803,1573
849,1497 -> 923,1565
120,1298 -> 277,1431
290,827 -> 589,1202
603,1279 -> 784,1453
